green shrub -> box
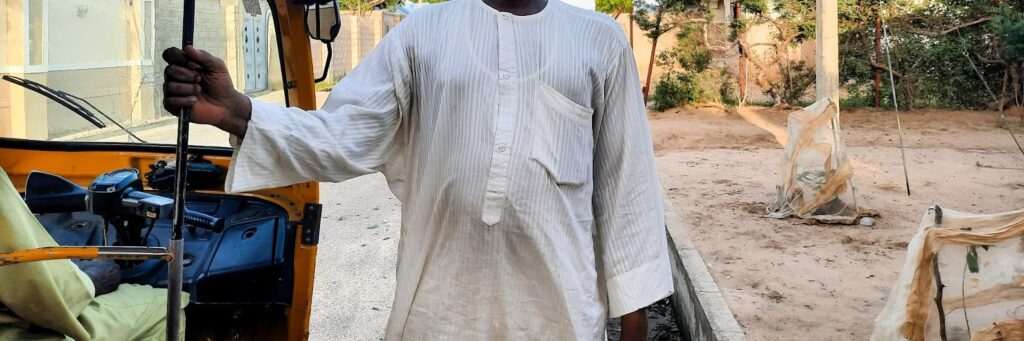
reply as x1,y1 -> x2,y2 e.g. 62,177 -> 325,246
651,74 -> 699,111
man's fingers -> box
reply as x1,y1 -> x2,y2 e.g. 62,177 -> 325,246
184,46 -> 228,73
162,47 -> 188,66
164,82 -> 201,97
163,96 -> 198,112
165,65 -> 200,82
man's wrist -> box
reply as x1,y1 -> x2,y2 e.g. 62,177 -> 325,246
219,92 -> 252,137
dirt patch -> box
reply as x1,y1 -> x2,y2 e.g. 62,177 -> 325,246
653,106 -> 1024,340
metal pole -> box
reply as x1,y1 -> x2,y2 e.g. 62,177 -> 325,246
881,16 -> 911,196
167,0 -> 195,339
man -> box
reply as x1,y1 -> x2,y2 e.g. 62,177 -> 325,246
162,0 -> 672,339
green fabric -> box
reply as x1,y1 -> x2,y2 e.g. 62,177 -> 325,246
0,284 -> 187,341
0,168 -> 187,340
0,169 -> 95,340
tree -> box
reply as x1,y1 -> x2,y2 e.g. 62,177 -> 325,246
645,1 -> 744,109
633,0 -> 703,101
988,7 -> 1024,111
736,0 -> 816,106
596,0 -> 632,18
836,0 -> 1024,110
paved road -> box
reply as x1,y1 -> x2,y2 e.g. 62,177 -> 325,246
96,91 -> 400,340
310,175 -> 399,341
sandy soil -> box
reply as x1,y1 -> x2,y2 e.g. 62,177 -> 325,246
651,106 -> 1024,340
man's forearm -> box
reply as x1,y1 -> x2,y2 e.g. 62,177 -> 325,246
620,308 -> 648,341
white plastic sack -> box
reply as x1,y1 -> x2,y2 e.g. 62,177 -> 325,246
767,98 -> 875,224
872,206 -> 1024,341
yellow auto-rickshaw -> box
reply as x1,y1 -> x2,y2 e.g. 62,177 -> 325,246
0,0 -> 342,339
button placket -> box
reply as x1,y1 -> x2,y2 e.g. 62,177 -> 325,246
481,14 -> 519,226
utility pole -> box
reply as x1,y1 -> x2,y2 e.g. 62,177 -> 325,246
815,0 -> 840,107
734,0 -> 745,104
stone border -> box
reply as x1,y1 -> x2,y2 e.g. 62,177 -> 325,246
663,192 -> 746,341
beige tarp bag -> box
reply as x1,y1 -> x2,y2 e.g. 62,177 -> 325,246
767,98 -> 876,224
872,206 -> 1024,341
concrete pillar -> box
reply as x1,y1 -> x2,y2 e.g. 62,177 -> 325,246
373,12 -> 383,42
4,0 -> 48,140
224,4 -> 243,90
127,2 -> 145,123
815,0 -> 839,107
349,15 -> 359,71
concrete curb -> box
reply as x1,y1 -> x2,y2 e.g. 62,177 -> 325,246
54,116 -> 177,142
662,191 -> 746,341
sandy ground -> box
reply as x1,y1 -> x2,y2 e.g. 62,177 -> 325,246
310,173 -> 400,341
651,106 -> 1024,340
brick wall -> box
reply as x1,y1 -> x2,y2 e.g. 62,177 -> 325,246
153,0 -> 235,121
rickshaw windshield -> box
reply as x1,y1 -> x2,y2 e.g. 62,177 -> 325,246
0,1 -> 288,147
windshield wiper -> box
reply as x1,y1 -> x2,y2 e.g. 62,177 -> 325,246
2,75 -> 147,143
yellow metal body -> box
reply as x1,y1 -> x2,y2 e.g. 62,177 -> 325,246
0,1 -> 323,339
0,246 -> 172,266
0,247 -> 101,266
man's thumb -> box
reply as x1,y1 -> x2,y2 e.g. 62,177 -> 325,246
184,45 -> 227,72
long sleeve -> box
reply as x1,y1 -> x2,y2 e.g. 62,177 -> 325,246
225,26 -> 411,193
592,40 -> 674,318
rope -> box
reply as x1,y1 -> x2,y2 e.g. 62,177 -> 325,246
880,15 -> 912,196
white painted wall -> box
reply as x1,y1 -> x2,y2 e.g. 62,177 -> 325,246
0,0 -> 7,67
46,1 -> 132,66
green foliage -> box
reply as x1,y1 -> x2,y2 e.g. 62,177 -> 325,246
838,0 -> 1024,110
632,0 -> 703,39
779,61 -> 816,104
647,6 -> 739,110
742,0 -> 815,45
660,25 -> 712,74
991,7 -> 1024,64
650,68 -> 737,110
719,69 -> 739,106
737,0 -> 816,106
596,0 -> 631,15
650,74 -> 699,111
338,0 -> 405,13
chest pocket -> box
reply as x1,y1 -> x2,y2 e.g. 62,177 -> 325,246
531,82 -> 594,186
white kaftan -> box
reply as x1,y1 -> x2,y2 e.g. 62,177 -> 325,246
226,0 -> 673,339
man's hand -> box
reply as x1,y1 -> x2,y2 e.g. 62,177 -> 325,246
620,308 -> 648,341
162,46 -> 251,137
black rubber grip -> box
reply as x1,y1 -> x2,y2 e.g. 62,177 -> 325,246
184,210 -> 224,232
